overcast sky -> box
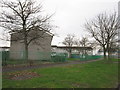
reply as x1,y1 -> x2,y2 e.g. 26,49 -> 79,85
0,0 -> 119,46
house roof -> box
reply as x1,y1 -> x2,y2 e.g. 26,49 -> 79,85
10,26 -> 54,37
51,45 -> 57,47
0,46 -> 10,49
51,45 -> 93,50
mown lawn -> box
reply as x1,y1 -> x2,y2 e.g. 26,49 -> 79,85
110,58 -> 120,62
2,60 -> 118,88
67,58 -> 79,61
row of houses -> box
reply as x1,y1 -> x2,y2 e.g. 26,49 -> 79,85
1,0 -> 119,60
0,45 -> 93,60
0,28 -> 94,60
51,45 -> 93,57
1,29 -> 119,60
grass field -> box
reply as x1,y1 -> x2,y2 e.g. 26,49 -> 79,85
2,59 -> 118,88
110,58 -> 120,62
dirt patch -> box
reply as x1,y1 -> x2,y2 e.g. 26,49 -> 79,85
6,71 -> 40,80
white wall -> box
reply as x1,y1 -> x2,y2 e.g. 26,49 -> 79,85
0,48 -> 3,51
0,48 -> 9,51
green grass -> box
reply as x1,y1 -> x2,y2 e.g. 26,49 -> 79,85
109,58 -> 120,62
67,55 -> 102,61
67,58 -> 79,61
2,60 -> 54,66
2,60 -> 118,88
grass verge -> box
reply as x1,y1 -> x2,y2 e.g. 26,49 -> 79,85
2,59 -> 118,88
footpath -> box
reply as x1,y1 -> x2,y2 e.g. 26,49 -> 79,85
2,59 -> 102,72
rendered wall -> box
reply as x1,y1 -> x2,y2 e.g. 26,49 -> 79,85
10,32 -> 53,60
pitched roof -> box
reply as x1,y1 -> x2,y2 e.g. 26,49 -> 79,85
0,46 -> 10,49
51,45 -> 92,50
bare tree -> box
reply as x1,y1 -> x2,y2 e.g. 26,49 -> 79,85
107,37 -> 119,57
0,0 -> 54,60
74,38 -> 82,54
84,12 -> 120,59
62,34 -> 75,58
75,37 -> 92,56
80,37 -> 90,47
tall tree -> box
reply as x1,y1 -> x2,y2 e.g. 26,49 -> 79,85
62,34 -> 75,58
75,37 -> 92,55
80,37 -> 90,47
84,12 -> 120,59
0,0 -> 54,60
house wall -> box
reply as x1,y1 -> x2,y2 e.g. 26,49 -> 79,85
0,48 -> 9,51
51,47 -> 93,57
10,32 -> 53,60
28,33 -> 52,60
0,48 -> 4,51
52,47 -> 67,53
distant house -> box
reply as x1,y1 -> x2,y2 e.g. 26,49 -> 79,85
51,45 -> 93,57
10,30 -> 53,60
51,45 -> 67,53
0,47 -> 10,61
0,47 -> 10,51
97,49 -> 108,56
97,48 -> 118,57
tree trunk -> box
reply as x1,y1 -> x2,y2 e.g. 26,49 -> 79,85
23,20 -> 28,60
106,39 -> 110,60
68,49 -> 72,58
107,48 -> 110,59
107,44 -> 112,62
82,50 -> 84,58
24,29 -> 28,61
24,44 -> 28,61
103,47 -> 107,59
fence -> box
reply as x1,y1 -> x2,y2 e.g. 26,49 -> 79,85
1,51 -> 105,66
70,54 -> 103,61
79,55 -> 102,61
1,51 -> 68,66
51,52 -> 68,62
